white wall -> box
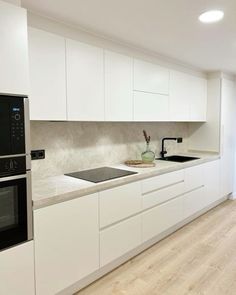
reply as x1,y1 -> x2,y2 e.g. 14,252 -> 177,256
3,0 -> 21,6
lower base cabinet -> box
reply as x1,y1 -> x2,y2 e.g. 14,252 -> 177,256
100,215 -> 142,267
183,187 -> 205,218
0,241 -> 35,295
34,193 -> 99,295
142,196 -> 184,242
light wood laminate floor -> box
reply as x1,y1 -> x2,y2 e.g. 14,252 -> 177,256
77,200 -> 236,295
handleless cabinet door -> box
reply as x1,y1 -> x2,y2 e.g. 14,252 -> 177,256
134,59 -> 169,95
0,1 -> 29,95
66,39 -> 104,121
0,241 -> 35,295
169,70 -> 191,121
34,193 -> 99,295
105,51 -> 133,121
28,27 -> 67,120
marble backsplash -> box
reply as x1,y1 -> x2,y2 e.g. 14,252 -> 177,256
30,121 -> 189,179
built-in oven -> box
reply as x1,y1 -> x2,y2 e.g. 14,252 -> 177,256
0,95 -> 32,251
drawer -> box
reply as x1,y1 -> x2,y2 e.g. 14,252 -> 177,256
183,186 -> 206,219
184,164 -> 204,192
99,182 -> 142,228
143,181 -> 184,210
142,170 -> 184,194
142,196 -> 184,242
100,215 -> 142,267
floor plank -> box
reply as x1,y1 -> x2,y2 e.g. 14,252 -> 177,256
76,200 -> 236,295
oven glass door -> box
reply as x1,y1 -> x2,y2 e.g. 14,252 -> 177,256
0,177 -> 28,251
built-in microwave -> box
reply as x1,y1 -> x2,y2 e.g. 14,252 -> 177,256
0,95 -> 32,251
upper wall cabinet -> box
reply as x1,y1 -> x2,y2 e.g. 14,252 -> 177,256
104,51 -> 133,121
169,70 -> 207,122
133,59 -> 169,95
28,27 -> 67,120
66,39 -> 104,121
0,1 -> 29,95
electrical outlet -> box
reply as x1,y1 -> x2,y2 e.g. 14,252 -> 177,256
31,150 -> 45,160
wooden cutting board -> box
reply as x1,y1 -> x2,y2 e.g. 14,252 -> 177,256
124,160 -> 156,168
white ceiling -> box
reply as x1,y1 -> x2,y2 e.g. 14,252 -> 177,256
22,0 -> 236,74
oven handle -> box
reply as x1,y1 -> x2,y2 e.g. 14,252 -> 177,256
0,173 -> 28,182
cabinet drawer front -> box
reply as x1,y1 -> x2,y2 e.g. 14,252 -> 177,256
184,164 -> 204,192
183,187 -> 206,219
143,181 -> 184,210
133,91 -> 169,121
100,215 -> 142,267
134,59 -> 169,95
99,182 -> 142,228
142,196 -> 184,242
142,170 -> 184,194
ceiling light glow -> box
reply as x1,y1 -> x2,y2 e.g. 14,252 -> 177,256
199,10 -> 224,23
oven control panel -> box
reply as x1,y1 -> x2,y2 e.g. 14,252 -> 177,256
0,156 -> 26,177
11,105 -> 25,154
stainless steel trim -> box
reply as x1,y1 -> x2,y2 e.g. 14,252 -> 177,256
0,173 -> 27,182
0,154 -> 27,159
24,97 -> 31,170
26,171 -> 33,240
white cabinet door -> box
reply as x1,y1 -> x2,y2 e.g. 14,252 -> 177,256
0,241 -> 35,295
0,1 -> 29,95
66,39 -> 104,121
105,51 -> 133,121
184,164 -> 204,193
34,193 -> 99,295
134,59 -> 169,95
28,27 -> 67,120
99,182 -> 142,228
169,70 -> 191,121
142,196 -> 184,242
169,70 -> 207,122
220,79 -> 236,197
133,91 -> 169,121
190,76 -> 207,121
100,215 -> 142,267
203,160 -> 220,205
183,187 -> 206,219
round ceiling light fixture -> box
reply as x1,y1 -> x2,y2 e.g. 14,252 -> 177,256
199,10 -> 224,23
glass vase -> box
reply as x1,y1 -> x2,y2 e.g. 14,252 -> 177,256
141,143 -> 155,163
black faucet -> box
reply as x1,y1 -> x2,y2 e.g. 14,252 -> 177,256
160,137 -> 183,158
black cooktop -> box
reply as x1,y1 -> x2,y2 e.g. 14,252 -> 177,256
65,167 -> 137,183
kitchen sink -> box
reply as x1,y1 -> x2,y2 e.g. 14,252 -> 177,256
157,155 -> 200,163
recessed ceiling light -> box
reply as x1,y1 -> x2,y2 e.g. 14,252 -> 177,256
199,10 -> 224,23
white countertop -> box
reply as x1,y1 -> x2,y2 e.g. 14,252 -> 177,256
32,152 -> 220,210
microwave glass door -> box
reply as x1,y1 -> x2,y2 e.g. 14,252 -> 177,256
0,177 -> 27,251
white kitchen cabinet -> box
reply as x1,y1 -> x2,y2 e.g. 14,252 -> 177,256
34,193 -> 99,295
190,76 -> 207,121
100,215 -> 142,267
0,1 -> 29,95
28,27 -> 67,120
66,39 -> 104,121
133,91 -> 169,121
220,79 -> 236,197
183,187 -> 205,219
203,160 -> 220,205
99,182 -> 142,228
169,70 -> 207,121
0,241 -> 35,295
142,196 -> 184,242
184,164 -> 204,193
104,51 -> 133,121
134,59 -> 169,95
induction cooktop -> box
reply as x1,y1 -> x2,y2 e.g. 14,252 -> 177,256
65,167 -> 137,183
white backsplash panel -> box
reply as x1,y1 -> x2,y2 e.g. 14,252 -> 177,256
30,121 -> 189,179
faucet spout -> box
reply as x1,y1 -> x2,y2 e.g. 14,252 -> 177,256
160,137 -> 183,158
